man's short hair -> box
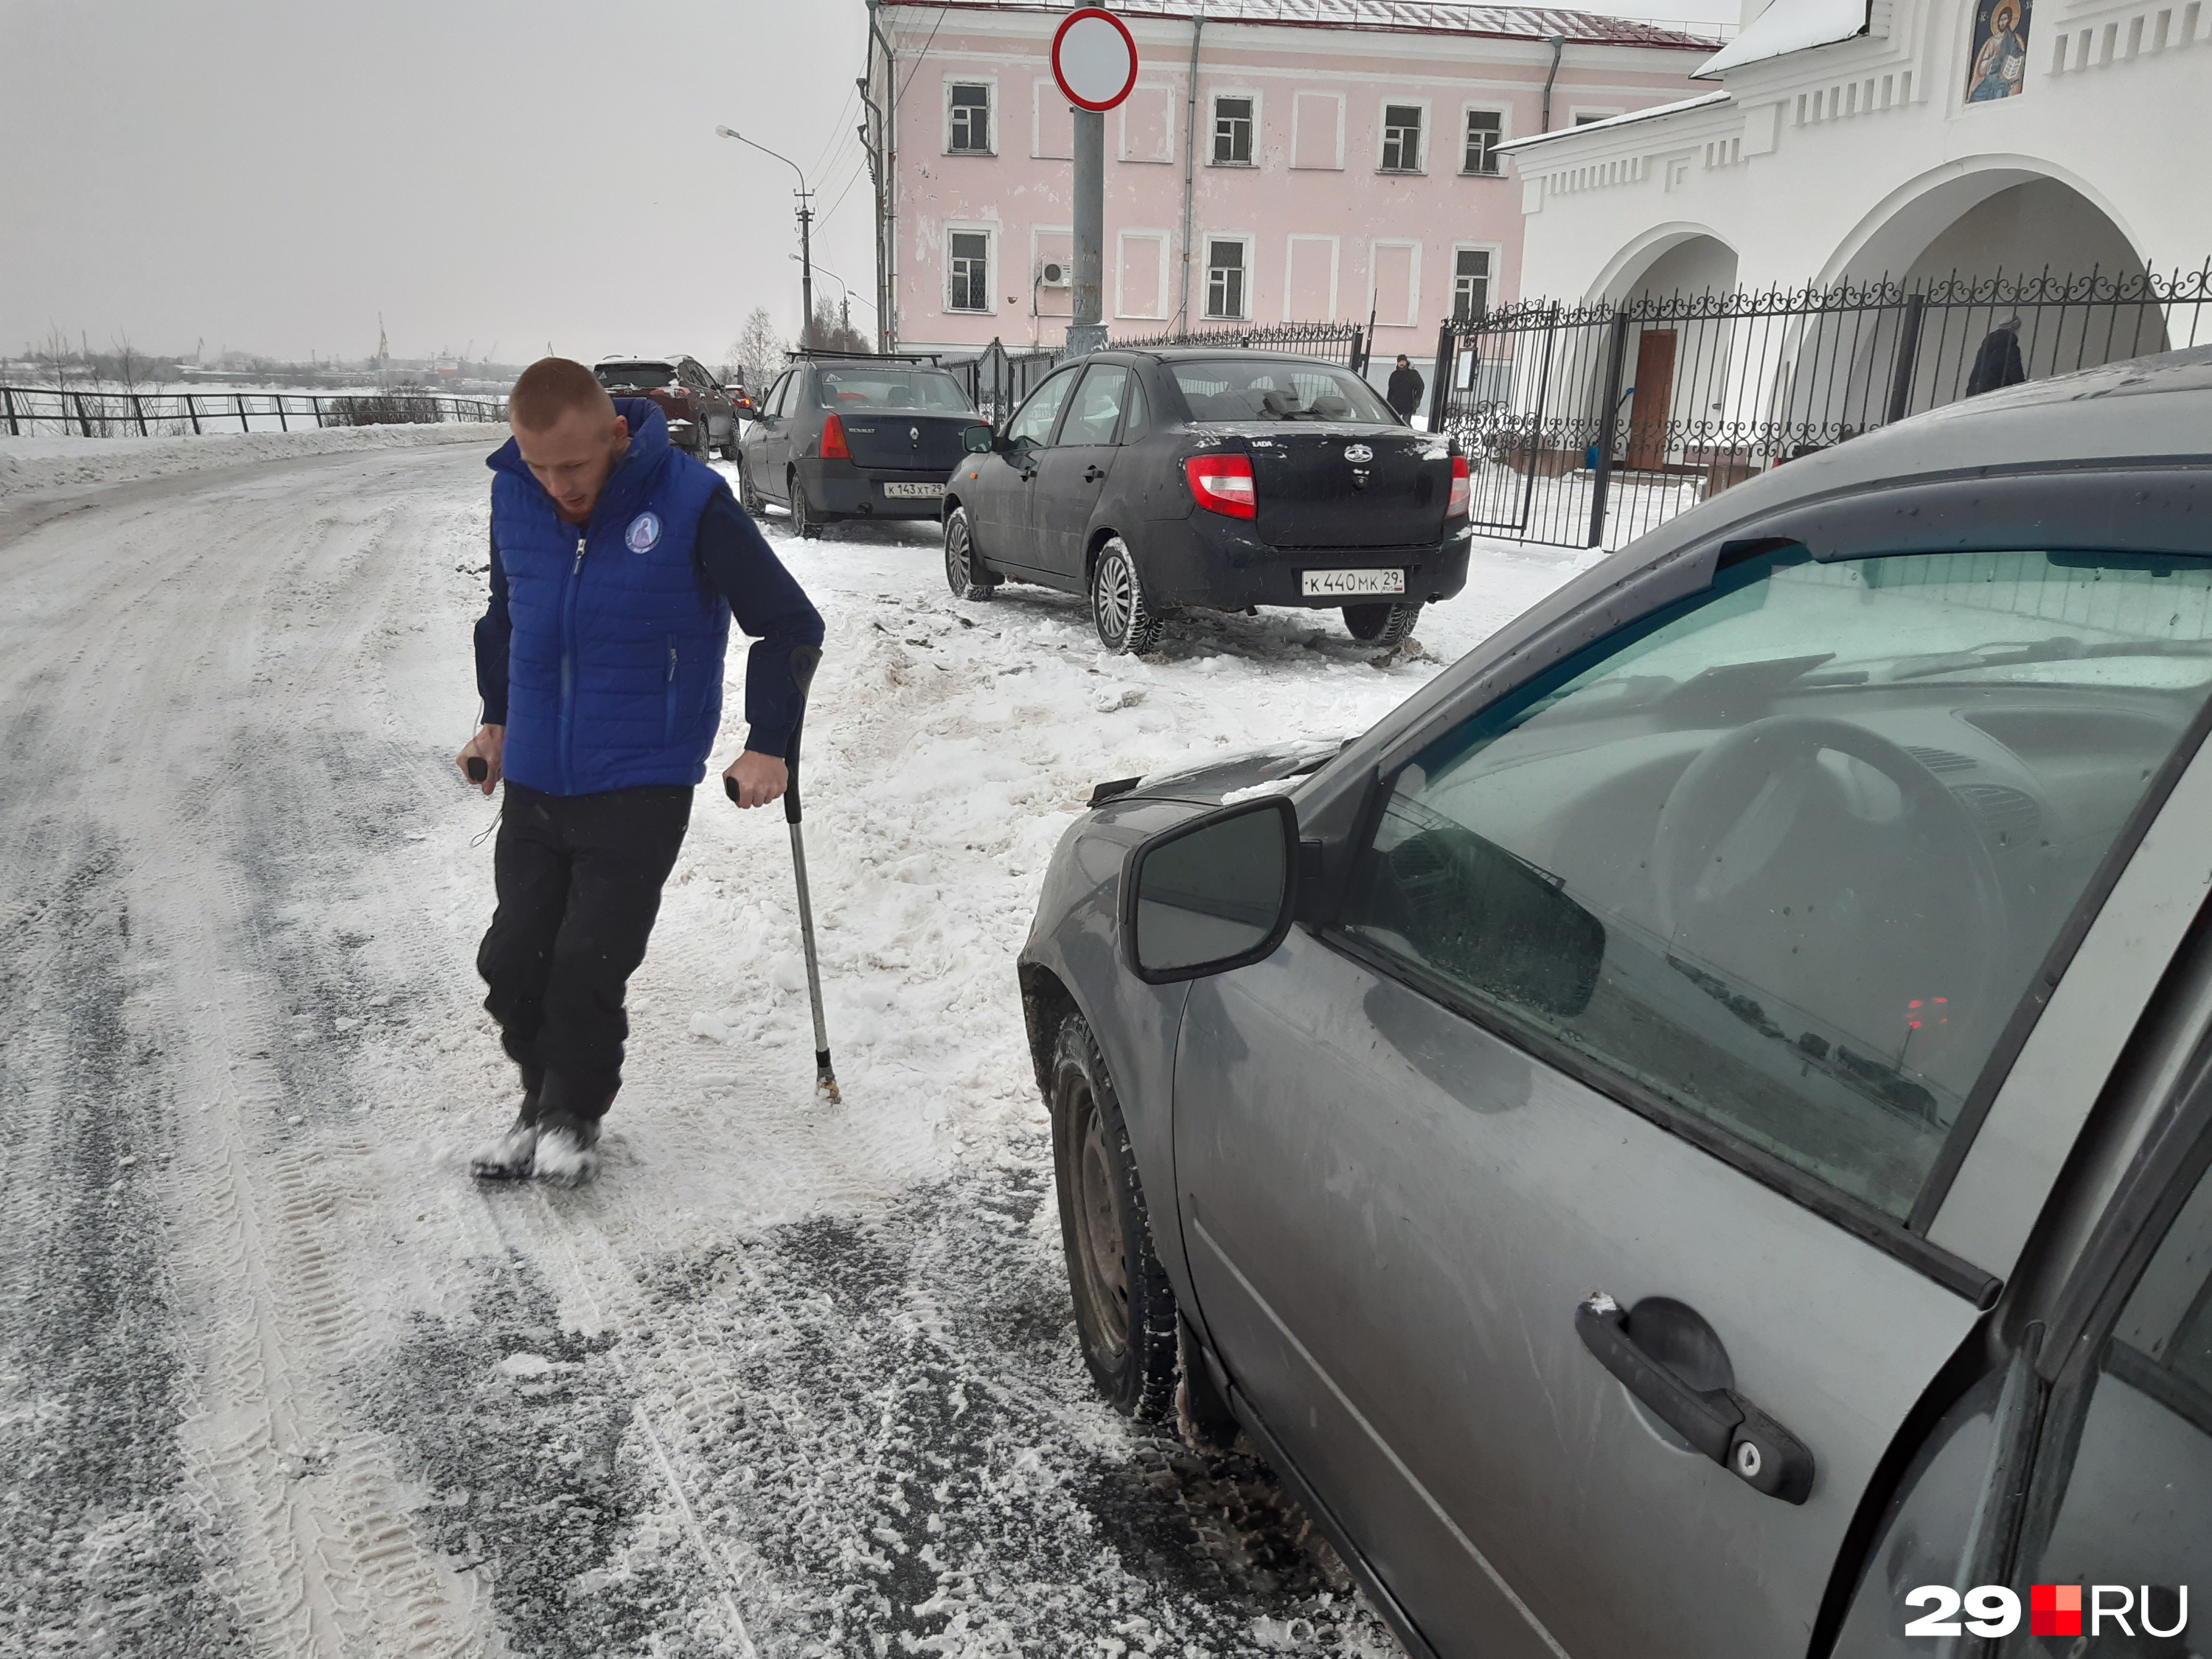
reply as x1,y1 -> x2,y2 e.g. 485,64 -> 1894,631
508,357 -> 616,431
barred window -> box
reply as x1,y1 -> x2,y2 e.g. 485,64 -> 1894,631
1381,105 -> 1422,171
1213,97 -> 1253,164
1463,109 -> 1503,175
949,83 -> 991,153
1205,240 -> 1247,319
949,232 -> 990,312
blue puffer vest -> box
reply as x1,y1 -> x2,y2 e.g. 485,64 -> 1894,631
489,399 -> 730,796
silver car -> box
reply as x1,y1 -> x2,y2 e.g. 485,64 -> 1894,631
1019,347 -> 2212,1658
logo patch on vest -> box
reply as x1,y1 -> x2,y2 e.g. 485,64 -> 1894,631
625,512 -> 662,554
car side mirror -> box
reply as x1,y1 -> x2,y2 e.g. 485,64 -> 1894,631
961,423 -> 995,455
734,397 -> 759,420
1123,796 -> 1298,984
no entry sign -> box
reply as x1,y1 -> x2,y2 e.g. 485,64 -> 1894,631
1051,7 -> 1139,112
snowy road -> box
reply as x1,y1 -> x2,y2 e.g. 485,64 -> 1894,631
0,443 -> 1594,1657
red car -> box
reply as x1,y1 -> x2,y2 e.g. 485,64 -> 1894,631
591,355 -> 741,461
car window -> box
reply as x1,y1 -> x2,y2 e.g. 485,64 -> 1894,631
1170,359 -> 1396,422
771,373 -> 799,417
1006,367 -> 1079,448
1062,364 -> 1131,446
812,367 -> 972,412
1122,375 -> 1151,443
594,361 -> 678,392
1337,546 -> 2212,1220
2012,1142 -> 2212,1651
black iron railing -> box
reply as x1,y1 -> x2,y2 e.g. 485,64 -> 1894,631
1427,262 -> 2212,549
0,387 -> 504,439
939,321 -> 1372,424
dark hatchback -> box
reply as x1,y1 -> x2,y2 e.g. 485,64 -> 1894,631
736,356 -> 979,538
943,350 -> 1473,653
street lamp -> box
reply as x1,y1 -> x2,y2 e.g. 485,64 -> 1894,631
791,257 -> 876,326
716,125 -> 816,351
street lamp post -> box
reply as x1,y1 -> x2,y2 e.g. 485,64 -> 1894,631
716,125 -> 816,351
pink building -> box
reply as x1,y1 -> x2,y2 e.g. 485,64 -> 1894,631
863,0 -> 1724,364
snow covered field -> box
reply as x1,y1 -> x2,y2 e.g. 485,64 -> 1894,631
0,442 -> 1595,1657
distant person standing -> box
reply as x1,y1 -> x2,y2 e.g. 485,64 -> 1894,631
1386,354 -> 1426,421
456,358 -> 823,1186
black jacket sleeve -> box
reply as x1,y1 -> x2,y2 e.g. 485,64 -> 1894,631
473,524 -> 512,726
694,488 -> 826,757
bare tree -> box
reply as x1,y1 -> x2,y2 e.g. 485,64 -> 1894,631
35,326 -> 74,393
110,335 -> 150,394
726,306 -> 789,396
810,298 -> 869,357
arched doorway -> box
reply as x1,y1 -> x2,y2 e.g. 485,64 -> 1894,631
1592,232 -> 1743,473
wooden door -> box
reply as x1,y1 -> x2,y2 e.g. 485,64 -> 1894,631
1625,330 -> 1677,471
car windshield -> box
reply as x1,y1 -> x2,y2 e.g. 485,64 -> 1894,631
595,362 -> 678,392
1172,360 -> 1398,424
814,369 -> 971,412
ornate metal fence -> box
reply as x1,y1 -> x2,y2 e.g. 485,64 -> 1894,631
0,386 -> 504,439
940,321 -> 1370,425
938,341 -> 1066,425
1427,262 -> 2212,549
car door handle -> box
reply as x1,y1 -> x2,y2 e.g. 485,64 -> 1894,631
1576,1294 -> 1814,1503
1083,465 -> 1107,482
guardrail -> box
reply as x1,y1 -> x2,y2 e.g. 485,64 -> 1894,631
0,387 -> 504,439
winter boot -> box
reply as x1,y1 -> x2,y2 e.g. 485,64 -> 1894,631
468,1064 -> 546,1181
531,1117 -> 600,1186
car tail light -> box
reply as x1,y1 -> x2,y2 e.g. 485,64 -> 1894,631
1184,453 -> 1256,520
1447,454 -> 1472,519
820,413 -> 850,459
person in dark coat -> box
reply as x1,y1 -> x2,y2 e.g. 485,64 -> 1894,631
1966,317 -> 2027,396
456,358 -> 824,1186
1386,355 -> 1426,420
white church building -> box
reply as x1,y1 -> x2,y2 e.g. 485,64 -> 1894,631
1495,0 -> 2212,306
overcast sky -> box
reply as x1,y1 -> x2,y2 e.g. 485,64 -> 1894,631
1,0 -> 1733,369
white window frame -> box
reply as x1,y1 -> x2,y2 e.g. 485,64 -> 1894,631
1571,105 -> 1625,126
1114,229 -> 1172,319
1450,243 -> 1500,323
1282,233 -> 1340,321
1290,89 -> 1346,170
1459,104 -> 1510,175
1377,96 -> 1430,174
1367,237 -> 1423,327
1202,231 -> 1256,321
945,76 -> 997,156
1032,77 -> 1072,160
1116,83 -> 1177,163
1208,87 -> 1262,167
945,223 -> 996,314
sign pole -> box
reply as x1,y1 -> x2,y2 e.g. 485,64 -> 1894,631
1070,110 -> 1107,356
1051,7 -> 1137,360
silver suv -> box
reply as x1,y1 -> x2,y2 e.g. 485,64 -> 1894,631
1019,348 -> 2212,1658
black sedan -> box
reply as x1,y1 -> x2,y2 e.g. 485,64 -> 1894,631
943,350 -> 1472,653
736,355 -> 979,538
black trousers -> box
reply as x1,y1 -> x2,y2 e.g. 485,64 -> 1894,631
477,782 -> 692,1124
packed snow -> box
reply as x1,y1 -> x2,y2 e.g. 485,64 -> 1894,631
0,421 -> 507,498
0,439 -> 1598,1655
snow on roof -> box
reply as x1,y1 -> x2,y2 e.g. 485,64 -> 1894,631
1492,86 -> 1730,149
880,0 -> 1727,51
1692,0 -> 1868,74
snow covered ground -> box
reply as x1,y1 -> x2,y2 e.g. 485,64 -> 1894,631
0,443 -> 1596,1657
0,422 -> 507,499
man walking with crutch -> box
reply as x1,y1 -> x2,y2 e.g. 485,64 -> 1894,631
458,357 -> 824,1186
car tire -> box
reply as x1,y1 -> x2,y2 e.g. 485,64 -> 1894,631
1091,538 -> 1164,655
1051,1011 -> 1179,1423
1343,600 -> 1422,648
789,472 -> 822,540
943,507 -> 995,600
737,457 -> 766,515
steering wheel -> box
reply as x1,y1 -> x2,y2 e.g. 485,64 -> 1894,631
1649,716 -> 2008,1054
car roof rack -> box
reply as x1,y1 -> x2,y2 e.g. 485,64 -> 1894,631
786,347 -> 947,365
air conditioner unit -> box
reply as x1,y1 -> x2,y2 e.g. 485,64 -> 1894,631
1039,261 -> 1070,288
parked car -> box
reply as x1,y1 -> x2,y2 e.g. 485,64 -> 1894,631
592,355 -> 740,461
1018,347 -> 2212,1659
735,354 -> 978,538
944,350 -> 1473,653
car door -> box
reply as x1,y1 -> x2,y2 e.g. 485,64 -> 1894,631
1171,540 -> 2212,1657
686,358 -> 731,451
749,371 -> 796,499
1030,362 -> 1130,582
968,365 -> 1079,575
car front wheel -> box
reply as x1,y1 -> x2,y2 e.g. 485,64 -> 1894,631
1051,1011 -> 1178,1422
943,507 -> 995,600
1343,600 -> 1422,647
1091,538 -> 1163,655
